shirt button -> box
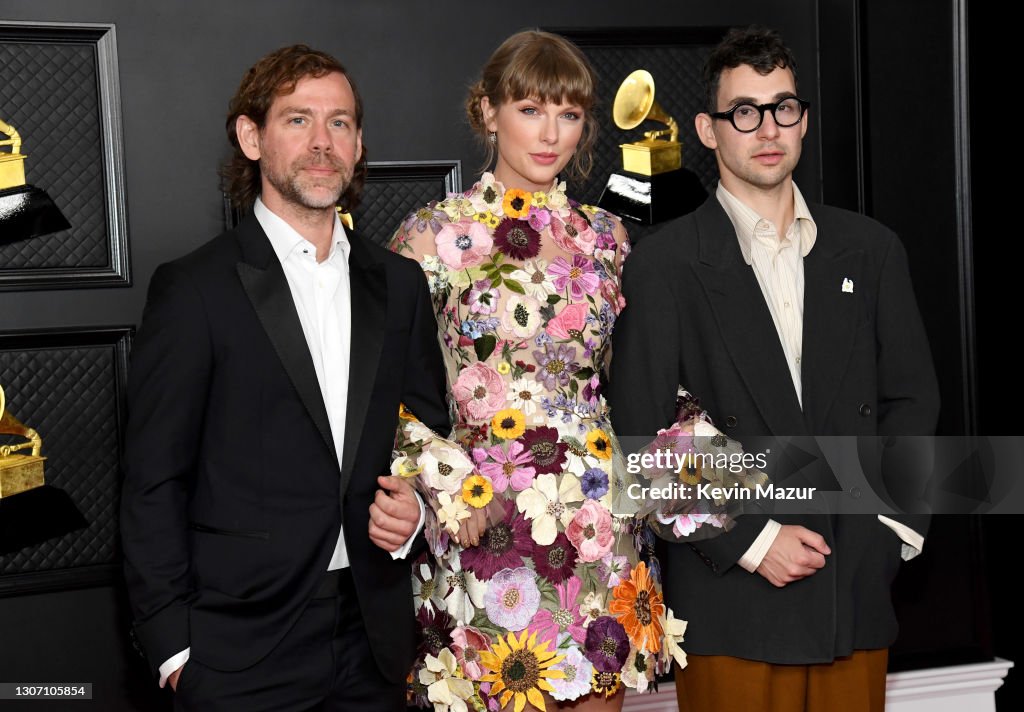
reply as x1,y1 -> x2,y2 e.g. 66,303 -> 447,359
795,356 -> 801,365
784,301 -> 791,308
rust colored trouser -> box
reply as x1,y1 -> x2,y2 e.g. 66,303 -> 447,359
676,649 -> 888,712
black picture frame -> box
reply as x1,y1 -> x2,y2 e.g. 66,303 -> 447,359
0,22 -> 130,290
0,326 -> 131,597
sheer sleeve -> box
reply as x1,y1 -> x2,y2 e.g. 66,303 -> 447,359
611,388 -> 769,543
388,201 -> 505,555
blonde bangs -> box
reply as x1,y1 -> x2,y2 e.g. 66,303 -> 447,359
494,38 -> 595,110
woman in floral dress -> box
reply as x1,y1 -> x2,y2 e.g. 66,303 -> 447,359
389,31 -> 745,712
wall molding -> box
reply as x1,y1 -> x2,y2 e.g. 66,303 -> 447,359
623,660 -> 1014,711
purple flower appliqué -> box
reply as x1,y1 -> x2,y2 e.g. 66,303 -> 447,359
531,531 -> 578,584
584,616 -> 630,672
494,219 -> 541,261
532,343 -> 580,389
581,468 -> 609,499
517,426 -> 568,475
459,500 -> 533,580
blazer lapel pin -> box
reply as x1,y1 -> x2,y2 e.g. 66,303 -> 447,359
842,277 -> 854,294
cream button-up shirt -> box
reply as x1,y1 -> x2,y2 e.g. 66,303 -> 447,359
715,183 -> 922,572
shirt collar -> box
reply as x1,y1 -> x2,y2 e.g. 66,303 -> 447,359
253,196 -> 350,266
716,182 -> 817,264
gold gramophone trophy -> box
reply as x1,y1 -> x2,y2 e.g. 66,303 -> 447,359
598,70 -> 706,225
0,384 -> 47,498
0,115 -> 71,245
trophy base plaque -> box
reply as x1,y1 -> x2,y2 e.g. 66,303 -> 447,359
598,168 -> 708,225
0,485 -> 87,555
621,139 -> 682,176
0,454 -> 46,498
0,184 -> 71,245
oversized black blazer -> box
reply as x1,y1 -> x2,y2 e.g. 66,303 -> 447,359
609,197 -> 939,663
120,213 -> 449,680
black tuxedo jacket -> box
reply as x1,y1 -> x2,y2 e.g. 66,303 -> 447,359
120,213 -> 449,680
609,197 -> 939,663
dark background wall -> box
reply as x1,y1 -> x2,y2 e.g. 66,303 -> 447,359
0,1 -> 1005,710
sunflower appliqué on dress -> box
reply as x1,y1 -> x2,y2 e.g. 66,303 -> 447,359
390,175 -> 690,710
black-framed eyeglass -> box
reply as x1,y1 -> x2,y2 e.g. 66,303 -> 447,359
710,97 -> 810,133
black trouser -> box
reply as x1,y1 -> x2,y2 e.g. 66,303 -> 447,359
174,569 -> 406,712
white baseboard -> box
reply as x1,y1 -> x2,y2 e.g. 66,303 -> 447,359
622,659 -> 1015,712
885,658 -> 1014,712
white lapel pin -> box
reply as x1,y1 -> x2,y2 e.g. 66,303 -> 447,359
842,278 -> 854,294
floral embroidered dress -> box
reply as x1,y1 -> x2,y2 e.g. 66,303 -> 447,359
390,175 -> 692,710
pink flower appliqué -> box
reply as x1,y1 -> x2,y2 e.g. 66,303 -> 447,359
451,626 -> 491,680
467,279 -> 500,315
597,553 -> 632,587
550,212 -> 597,255
545,302 -> 589,340
548,255 -> 600,301
530,576 -> 588,647
600,277 -> 626,316
453,362 -> 506,421
435,219 -> 493,270
476,440 -> 536,492
528,206 -> 552,232
670,512 -> 727,537
484,567 -> 541,631
566,500 -> 614,562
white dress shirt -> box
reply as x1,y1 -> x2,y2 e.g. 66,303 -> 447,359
714,184 -> 923,574
158,198 -> 423,686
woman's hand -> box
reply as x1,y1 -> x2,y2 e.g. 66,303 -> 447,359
454,505 -> 488,547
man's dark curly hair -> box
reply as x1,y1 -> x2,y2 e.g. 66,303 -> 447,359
220,44 -> 367,212
703,26 -> 799,112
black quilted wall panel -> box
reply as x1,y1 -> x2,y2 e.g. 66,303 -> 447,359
355,174 -> 454,247
0,329 -> 129,578
0,41 -> 108,267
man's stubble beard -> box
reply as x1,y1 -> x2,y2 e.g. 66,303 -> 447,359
263,153 -> 353,211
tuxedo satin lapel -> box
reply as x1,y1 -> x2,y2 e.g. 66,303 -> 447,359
234,217 -> 336,459
339,233 -> 386,496
694,202 -> 807,436
801,242 -> 863,432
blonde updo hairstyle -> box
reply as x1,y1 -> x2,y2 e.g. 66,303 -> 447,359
466,30 -> 598,183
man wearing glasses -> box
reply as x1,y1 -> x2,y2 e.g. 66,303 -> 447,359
610,26 -> 938,712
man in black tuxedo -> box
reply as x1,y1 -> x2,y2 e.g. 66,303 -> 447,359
120,45 -> 449,711
609,27 -> 939,712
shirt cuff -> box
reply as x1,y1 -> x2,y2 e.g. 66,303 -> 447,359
158,648 -> 190,688
738,519 -> 782,572
878,515 -> 924,561
390,490 -> 426,560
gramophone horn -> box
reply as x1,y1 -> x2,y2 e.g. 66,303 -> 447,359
612,70 -> 678,142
